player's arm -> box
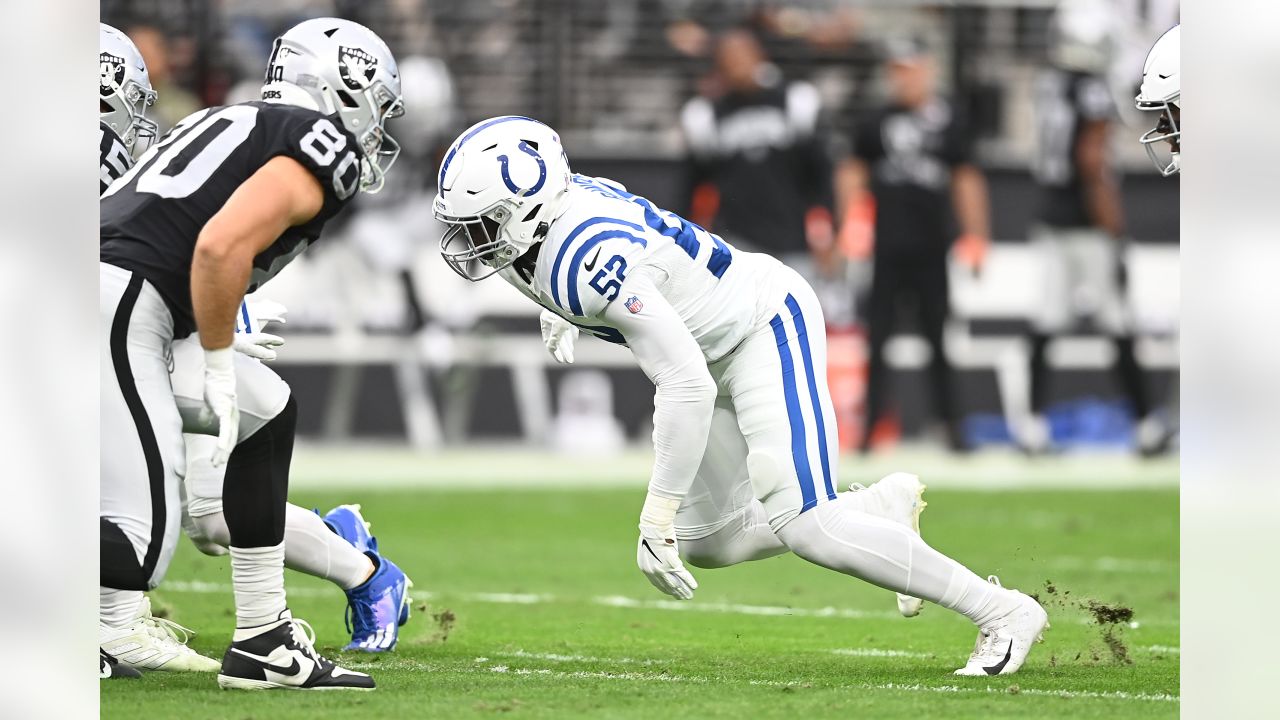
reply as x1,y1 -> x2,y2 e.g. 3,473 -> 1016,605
1076,118 -> 1125,238
950,164 -> 991,271
191,156 -> 324,350
602,272 -> 716,599
189,155 -> 323,464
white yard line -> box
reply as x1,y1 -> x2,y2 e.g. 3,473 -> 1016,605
831,648 -> 934,658
363,654 -> 1178,703
289,444 -> 1178,491
159,581 -> 1176,627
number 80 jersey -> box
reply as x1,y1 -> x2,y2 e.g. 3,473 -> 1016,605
101,101 -> 361,338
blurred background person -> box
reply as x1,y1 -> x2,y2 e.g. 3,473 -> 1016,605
844,37 -> 990,454
123,23 -> 202,134
1018,0 -> 1170,455
680,27 -> 834,265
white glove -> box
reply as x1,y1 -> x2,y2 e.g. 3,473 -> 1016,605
239,297 -> 288,332
233,297 -> 287,361
539,309 -> 578,364
636,526 -> 698,600
232,332 -> 285,361
198,347 -> 240,467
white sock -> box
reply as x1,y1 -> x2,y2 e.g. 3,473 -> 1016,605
777,502 -> 1012,627
191,505 -> 375,590
99,587 -> 145,627
284,503 -> 375,590
230,543 -> 287,630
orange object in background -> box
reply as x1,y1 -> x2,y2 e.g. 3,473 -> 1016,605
826,326 -> 866,451
837,192 -> 875,261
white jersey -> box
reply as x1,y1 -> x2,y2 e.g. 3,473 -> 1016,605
498,174 -> 787,360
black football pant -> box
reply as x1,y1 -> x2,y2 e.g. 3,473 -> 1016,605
860,258 -> 961,451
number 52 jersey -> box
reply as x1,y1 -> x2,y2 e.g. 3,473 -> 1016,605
501,174 -> 789,363
101,101 -> 362,338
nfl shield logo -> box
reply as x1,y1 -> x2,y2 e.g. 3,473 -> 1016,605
625,295 -> 644,314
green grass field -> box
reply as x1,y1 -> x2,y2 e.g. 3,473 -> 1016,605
102,460 -> 1178,719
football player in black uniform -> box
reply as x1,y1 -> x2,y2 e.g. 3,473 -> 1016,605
99,24 -> 414,680
1019,1 -> 1169,455
100,18 -> 404,690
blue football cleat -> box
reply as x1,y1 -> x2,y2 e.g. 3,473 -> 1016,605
344,555 -> 413,652
321,504 -> 379,555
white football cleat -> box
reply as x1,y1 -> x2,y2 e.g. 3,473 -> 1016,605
848,473 -> 928,617
953,577 -> 1049,676
100,596 -> 220,672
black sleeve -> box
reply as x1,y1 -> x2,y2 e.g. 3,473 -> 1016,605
850,111 -> 883,163
944,103 -> 976,167
255,104 -> 364,223
99,122 -> 133,196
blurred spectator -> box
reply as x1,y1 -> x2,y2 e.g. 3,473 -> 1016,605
1019,0 -> 1170,455
125,24 -> 202,133
844,38 -> 990,453
679,28 -> 834,262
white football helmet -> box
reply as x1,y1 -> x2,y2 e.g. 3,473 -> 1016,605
262,18 -> 404,193
100,23 -> 157,156
434,116 -> 572,280
1135,25 -> 1180,176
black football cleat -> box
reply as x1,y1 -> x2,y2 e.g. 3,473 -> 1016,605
216,611 -> 375,691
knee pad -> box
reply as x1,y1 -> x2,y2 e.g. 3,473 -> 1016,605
181,510 -> 230,557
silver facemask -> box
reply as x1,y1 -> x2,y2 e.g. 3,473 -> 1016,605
435,199 -> 520,281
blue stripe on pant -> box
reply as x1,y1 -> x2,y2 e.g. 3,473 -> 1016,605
785,295 -> 837,502
770,312 -> 818,512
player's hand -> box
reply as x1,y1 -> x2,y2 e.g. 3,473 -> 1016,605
539,309 -> 579,364
232,332 -> 285,362
953,233 -> 989,278
198,347 -> 240,467
636,526 -> 698,600
242,297 -> 288,331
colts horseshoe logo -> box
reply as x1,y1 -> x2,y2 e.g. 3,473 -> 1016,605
497,141 -> 546,197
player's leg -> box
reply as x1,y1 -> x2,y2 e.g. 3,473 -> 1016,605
1079,233 -> 1170,454
738,276 -> 1047,674
175,348 -> 410,654
859,260 -> 899,452
675,394 -> 788,569
1022,225 -> 1071,452
99,264 -> 218,672
915,261 -> 964,451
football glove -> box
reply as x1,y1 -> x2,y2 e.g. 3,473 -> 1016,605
636,526 -> 698,601
232,332 -> 285,362
539,309 -> 579,364
198,347 -> 240,467
233,298 -> 288,361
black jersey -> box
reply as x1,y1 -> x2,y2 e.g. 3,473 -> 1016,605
101,101 -> 362,337
1031,68 -> 1116,228
681,81 -> 833,256
100,121 -> 133,196
853,97 -> 972,261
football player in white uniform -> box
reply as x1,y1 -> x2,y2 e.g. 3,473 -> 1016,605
1136,25 -> 1179,176
434,117 -> 1049,676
